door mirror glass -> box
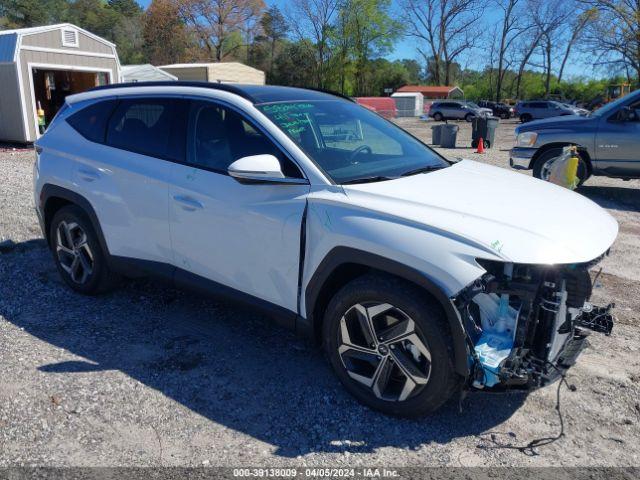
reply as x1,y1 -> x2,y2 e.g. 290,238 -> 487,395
228,154 -> 303,184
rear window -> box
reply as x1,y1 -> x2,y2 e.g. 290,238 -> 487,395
66,100 -> 117,143
106,98 -> 187,161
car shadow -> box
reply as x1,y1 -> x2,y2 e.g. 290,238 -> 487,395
0,240 -> 526,457
578,184 -> 640,213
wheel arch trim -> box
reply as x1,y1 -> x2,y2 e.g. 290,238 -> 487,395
301,246 -> 469,377
40,183 -> 110,257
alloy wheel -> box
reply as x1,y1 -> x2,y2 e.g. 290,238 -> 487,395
56,221 -> 94,285
337,302 -> 432,402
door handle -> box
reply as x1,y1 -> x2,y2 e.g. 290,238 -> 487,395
78,169 -> 100,182
173,195 -> 203,211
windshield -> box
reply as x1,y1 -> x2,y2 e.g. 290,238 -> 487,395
466,102 -> 480,109
257,100 -> 448,184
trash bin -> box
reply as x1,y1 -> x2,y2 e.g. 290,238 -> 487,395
440,124 -> 459,148
431,124 -> 443,145
471,116 -> 499,148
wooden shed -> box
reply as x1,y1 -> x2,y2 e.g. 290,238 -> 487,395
0,23 -> 120,143
159,62 -> 265,85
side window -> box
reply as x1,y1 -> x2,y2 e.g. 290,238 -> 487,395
67,100 -> 117,143
106,98 -> 186,161
188,101 -> 303,178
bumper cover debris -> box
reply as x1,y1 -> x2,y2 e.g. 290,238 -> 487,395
455,258 -> 615,390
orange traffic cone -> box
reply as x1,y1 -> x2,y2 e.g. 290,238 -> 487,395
476,137 -> 485,154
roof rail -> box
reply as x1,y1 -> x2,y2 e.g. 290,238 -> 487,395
89,81 -> 257,103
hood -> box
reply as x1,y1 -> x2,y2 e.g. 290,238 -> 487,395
342,160 -> 618,265
517,114 -> 594,133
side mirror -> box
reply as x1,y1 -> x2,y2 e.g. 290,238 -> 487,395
228,154 -> 307,184
617,106 -> 633,122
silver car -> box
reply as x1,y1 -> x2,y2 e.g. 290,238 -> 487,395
514,101 -> 577,123
429,100 -> 491,122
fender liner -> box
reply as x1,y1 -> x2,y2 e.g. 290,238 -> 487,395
40,184 -> 110,257
302,247 -> 470,377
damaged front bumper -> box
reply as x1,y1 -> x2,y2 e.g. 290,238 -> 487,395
454,257 -> 615,390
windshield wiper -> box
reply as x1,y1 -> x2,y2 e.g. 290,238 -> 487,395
399,165 -> 444,177
341,175 -> 395,185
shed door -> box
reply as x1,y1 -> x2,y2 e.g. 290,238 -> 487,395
394,97 -> 416,117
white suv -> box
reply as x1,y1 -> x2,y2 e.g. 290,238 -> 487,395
34,83 -> 617,417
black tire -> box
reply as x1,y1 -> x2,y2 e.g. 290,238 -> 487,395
49,205 -> 119,295
465,113 -> 475,122
500,112 -> 509,120
323,273 -> 459,417
432,112 -> 443,122
532,147 -> 591,186
520,114 -> 532,123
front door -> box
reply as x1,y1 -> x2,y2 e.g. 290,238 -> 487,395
595,99 -> 640,177
168,100 -> 310,313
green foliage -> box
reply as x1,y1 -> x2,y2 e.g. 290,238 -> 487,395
0,0 -> 68,27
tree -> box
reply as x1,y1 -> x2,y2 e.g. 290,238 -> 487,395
290,0 -> 340,88
108,0 -> 145,64
556,7 -> 595,85
174,0 -> 265,62
402,0 -> 482,86
0,0 -> 68,27
493,0 -> 527,102
259,6 -> 288,80
108,0 -> 141,16
339,0 -> 400,95
580,0 -> 640,83
143,0 -> 190,65
271,39 -> 317,87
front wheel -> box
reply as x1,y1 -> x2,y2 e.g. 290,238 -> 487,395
432,112 -> 443,122
532,148 -> 590,186
323,274 -> 459,417
465,113 -> 475,122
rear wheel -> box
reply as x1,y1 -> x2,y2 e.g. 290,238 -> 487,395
532,147 -> 590,185
433,112 -> 443,121
520,114 -> 532,123
323,274 -> 459,417
50,205 -> 119,294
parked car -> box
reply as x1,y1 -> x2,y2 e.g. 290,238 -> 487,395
429,100 -> 490,122
510,89 -> 640,182
514,100 -> 577,122
559,102 -> 590,116
35,82 -> 617,417
477,100 -> 513,119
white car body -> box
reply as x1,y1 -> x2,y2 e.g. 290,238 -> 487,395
34,83 -> 617,405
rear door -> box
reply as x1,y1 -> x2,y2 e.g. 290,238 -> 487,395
168,99 -> 310,313
595,99 -> 640,177
68,96 -> 184,265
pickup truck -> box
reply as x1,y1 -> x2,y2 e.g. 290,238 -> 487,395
510,89 -> 640,183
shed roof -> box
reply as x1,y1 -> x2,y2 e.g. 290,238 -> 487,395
160,62 -> 264,74
0,23 -> 117,63
396,85 -> 463,95
0,23 -> 116,46
121,64 -> 178,82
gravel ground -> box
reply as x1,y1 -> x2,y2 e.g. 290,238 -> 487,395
1,120 -> 639,468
